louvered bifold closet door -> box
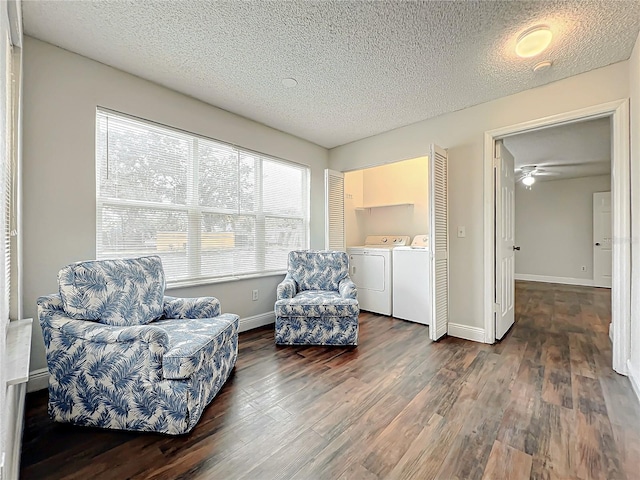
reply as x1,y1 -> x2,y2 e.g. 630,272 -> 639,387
429,145 -> 449,341
325,169 -> 345,251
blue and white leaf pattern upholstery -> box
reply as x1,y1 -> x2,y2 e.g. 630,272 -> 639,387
163,296 -> 221,319
58,256 -> 165,326
288,250 -> 350,291
275,250 -> 359,346
38,256 -> 239,435
155,314 -> 237,380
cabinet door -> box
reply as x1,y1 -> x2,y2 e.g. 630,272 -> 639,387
429,145 -> 449,341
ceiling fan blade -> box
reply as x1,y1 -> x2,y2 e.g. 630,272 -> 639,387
536,161 -> 608,169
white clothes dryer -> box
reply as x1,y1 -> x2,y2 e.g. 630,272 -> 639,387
347,235 -> 409,316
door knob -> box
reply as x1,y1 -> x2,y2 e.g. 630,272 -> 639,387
513,246 -> 521,251
595,242 -> 601,246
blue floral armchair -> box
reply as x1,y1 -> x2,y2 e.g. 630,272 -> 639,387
37,256 -> 239,435
275,250 -> 359,345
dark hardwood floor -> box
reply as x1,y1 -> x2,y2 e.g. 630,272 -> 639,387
20,281 -> 640,479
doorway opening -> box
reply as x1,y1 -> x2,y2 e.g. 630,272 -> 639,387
325,145 -> 450,342
483,100 -> 630,375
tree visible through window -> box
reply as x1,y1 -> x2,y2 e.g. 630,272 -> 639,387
96,109 -> 310,284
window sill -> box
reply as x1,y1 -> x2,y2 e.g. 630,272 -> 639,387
165,271 -> 287,291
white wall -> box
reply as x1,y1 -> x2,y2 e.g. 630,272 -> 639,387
629,31 -> 640,399
330,61 -> 629,331
22,37 -> 328,376
515,175 -> 611,284
345,156 -> 429,246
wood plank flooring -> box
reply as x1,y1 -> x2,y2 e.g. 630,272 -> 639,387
20,281 -> 640,479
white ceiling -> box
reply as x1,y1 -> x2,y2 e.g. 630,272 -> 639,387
22,1 -> 640,148
503,117 -> 611,181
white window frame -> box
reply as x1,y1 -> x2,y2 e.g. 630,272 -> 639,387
96,108 -> 310,287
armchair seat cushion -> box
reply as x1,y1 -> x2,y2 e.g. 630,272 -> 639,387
155,314 -> 238,380
275,291 -> 359,317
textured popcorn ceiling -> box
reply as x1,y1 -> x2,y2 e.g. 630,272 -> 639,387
504,117 -> 611,181
22,1 -> 640,148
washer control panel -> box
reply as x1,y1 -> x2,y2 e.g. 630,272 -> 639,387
410,235 -> 429,248
364,235 -> 410,247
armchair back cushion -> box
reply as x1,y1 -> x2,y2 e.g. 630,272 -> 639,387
58,255 -> 165,326
288,250 -> 349,291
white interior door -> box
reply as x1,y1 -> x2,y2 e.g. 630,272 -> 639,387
593,191 -> 612,288
429,145 -> 449,341
325,169 -> 345,251
495,140 -> 516,340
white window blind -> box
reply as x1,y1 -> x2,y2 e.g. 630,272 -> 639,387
96,109 -> 310,284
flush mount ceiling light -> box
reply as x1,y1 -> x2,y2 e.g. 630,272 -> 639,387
516,25 -> 553,58
281,77 -> 298,88
522,175 -> 536,186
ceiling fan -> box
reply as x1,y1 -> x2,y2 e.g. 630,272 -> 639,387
515,165 -> 560,187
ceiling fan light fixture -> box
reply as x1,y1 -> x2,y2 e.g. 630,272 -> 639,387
522,175 -> 536,186
516,25 -> 552,58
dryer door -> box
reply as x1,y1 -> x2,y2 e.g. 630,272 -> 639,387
349,252 -> 385,291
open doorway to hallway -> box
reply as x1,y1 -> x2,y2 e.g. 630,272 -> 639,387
484,100 -> 629,375
504,117 -> 612,291
495,117 -> 612,341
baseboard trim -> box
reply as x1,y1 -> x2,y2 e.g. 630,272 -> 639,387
27,367 -> 49,393
26,313 -> 276,393
627,359 -> 640,403
239,311 -> 275,333
447,323 -> 485,343
515,273 -> 598,288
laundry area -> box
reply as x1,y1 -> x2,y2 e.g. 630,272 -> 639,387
343,155 -> 434,326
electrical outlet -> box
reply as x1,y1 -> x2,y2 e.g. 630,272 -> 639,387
252,289 -> 259,301
581,266 -> 587,272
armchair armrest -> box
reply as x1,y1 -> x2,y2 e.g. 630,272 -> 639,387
163,295 -> 221,319
277,273 -> 297,300
338,278 -> 357,299
37,294 -> 169,351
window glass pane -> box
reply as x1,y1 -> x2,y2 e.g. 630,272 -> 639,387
263,159 -> 305,216
99,116 -> 189,204
238,153 -> 257,213
198,140 -> 238,210
265,217 -> 306,270
98,205 -> 189,279
200,213 -> 256,277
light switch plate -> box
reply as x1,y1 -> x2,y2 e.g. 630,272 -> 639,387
457,226 -> 466,238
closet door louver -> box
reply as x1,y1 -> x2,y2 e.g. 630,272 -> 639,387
325,169 -> 345,251
429,145 -> 449,341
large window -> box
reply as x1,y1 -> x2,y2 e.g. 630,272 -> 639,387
96,109 -> 310,284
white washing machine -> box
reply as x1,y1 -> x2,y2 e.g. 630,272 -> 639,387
392,235 -> 431,325
347,235 -> 410,316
